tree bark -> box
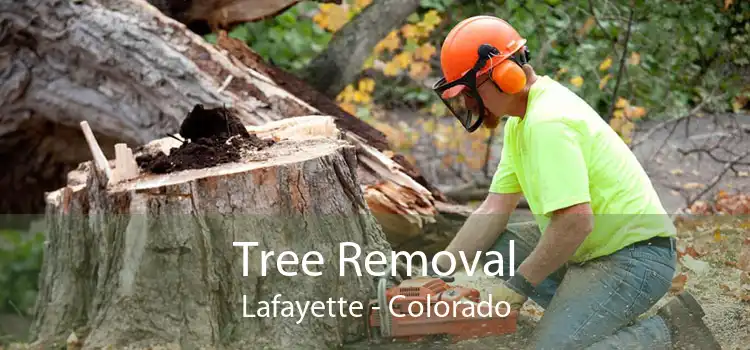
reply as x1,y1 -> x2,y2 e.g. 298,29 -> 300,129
301,0 -> 422,97
145,0 -> 343,35
31,121 -> 392,349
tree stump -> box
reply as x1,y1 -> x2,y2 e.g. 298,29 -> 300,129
31,112 -> 392,349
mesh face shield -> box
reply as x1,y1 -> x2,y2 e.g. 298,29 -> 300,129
432,50 -> 492,132
432,45 -> 529,132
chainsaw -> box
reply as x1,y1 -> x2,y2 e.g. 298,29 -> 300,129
365,274 -> 519,343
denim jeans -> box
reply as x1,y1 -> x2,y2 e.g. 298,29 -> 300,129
484,221 -> 677,349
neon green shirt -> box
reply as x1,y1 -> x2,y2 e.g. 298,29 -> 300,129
489,75 -> 676,263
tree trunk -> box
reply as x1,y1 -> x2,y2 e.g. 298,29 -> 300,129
145,0 -> 344,35
0,0 -> 469,257
301,0 -> 422,97
31,118 -> 391,349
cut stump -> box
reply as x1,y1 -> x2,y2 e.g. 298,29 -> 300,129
32,114 -> 392,349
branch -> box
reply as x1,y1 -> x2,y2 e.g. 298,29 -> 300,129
301,0 -> 421,97
606,4 -> 635,121
678,146 -> 750,167
629,101 -> 706,149
686,150 -> 750,208
587,0 -> 614,41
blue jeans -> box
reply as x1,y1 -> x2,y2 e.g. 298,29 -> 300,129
484,222 -> 677,349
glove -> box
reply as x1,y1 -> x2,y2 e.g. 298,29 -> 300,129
489,280 -> 528,310
489,273 -> 536,310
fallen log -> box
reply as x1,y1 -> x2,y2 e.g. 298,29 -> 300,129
32,108 -> 392,349
0,0 -> 470,253
146,0 -> 343,34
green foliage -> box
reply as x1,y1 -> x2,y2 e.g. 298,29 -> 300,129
0,230 -> 44,316
210,2 -> 333,73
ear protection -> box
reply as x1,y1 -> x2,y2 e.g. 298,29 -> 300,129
479,44 -> 530,95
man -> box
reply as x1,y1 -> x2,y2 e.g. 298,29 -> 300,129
429,15 -> 721,349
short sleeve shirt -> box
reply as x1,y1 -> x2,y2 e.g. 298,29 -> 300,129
489,76 -> 676,262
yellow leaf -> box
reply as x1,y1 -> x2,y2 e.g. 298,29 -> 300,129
360,93 -> 371,104
423,10 -> 441,27
393,52 -> 412,69
615,97 -> 629,109
725,0 -> 734,10
621,121 -> 635,137
570,76 -> 583,87
383,61 -> 400,76
353,91 -> 365,103
401,24 -> 419,39
358,78 -> 375,93
375,31 -> 400,54
577,16 -> 596,37
336,84 -> 355,102
339,102 -> 357,115
318,4 -> 336,12
313,13 -> 329,30
628,52 -> 641,65
610,118 -> 625,132
670,168 -> 684,176
415,44 -> 437,61
599,74 -> 611,90
354,0 -> 372,10
408,61 -> 431,80
714,229 -> 722,242
628,106 -> 647,119
326,5 -> 349,31
599,57 -> 613,71
682,182 -> 706,190
613,109 -> 624,119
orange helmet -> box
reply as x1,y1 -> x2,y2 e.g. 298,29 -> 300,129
432,16 -> 529,132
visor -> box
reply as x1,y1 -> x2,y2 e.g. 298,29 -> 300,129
434,76 -> 485,132
433,44 -> 529,133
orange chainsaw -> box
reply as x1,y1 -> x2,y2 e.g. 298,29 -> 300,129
366,275 -> 519,343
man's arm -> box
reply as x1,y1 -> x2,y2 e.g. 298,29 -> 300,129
434,192 -> 522,271
505,120 -> 593,293
516,202 -> 593,286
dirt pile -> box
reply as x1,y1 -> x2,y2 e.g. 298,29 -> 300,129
136,104 -> 275,173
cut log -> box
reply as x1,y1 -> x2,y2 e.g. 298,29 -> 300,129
1,0 -> 471,263
32,116 -> 392,349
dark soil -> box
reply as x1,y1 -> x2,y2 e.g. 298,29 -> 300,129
136,104 -> 275,174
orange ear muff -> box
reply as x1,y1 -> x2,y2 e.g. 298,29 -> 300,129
490,60 -> 527,94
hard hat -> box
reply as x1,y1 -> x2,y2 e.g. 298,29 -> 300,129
432,16 -> 529,132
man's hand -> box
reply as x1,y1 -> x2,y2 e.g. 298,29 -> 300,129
489,280 -> 528,310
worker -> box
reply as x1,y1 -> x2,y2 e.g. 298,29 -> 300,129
429,15 -> 721,349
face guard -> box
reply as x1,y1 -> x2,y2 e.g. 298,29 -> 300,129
432,44 -> 528,132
